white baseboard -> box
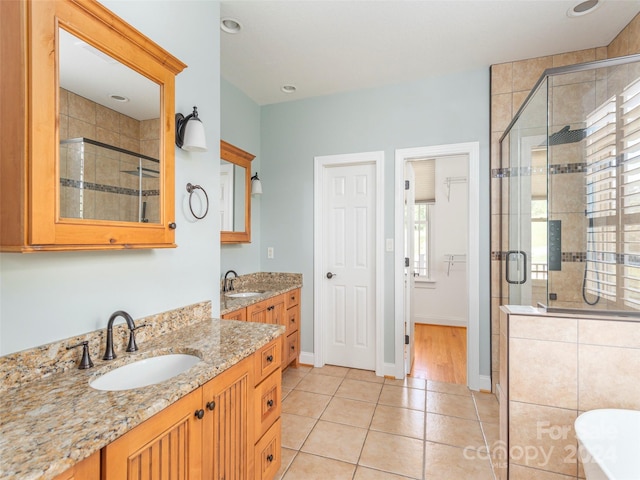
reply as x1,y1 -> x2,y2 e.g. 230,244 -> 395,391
415,314 -> 467,328
298,351 -> 315,366
478,374 -> 492,392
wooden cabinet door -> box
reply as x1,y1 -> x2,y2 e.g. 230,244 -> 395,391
247,295 -> 284,325
269,296 -> 286,326
222,308 -> 247,321
52,452 -> 100,480
102,389 -> 203,480
202,357 -> 254,480
247,301 -> 269,324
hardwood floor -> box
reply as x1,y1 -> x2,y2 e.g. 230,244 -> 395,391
410,324 -> 467,385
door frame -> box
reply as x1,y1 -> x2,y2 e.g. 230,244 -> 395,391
394,142 -> 483,389
313,151 -> 385,375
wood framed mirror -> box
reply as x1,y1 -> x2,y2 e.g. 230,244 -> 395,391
220,140 -> 255,244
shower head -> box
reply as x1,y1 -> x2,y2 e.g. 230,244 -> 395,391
120,167 -> 160,178
548,125 -> 586,146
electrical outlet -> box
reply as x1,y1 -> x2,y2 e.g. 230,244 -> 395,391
267,247 -> 274,259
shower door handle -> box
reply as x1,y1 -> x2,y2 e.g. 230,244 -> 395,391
506,250 -> 527,285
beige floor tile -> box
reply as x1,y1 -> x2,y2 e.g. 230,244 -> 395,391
335,379 -> 383,403
346,368 -> 385,384
370,404 -> 425,439
282,390 -> 332,418
281,413 -> 317,450
301,420 -> 368,464
425,413 -> 485,449
480,420 -> 501,457
295,372 -> 344,395
308,364 -> 350,378
282,369 -> 308,389
385,377 -> 426,389
378,385 -> 426,411
283,452 -> 356,480
290,364 -> 313,374
274,448 -> 297,480
427,380 -> 471,396
473,391 -> 500,424
427,391 -> 477,420
359,431 -> 424,479
321,396 -> 376,428
282,387 -> 292,400
423,441 -> 494,480
354,466 -> 413,479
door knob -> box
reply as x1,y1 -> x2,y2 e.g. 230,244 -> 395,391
326,272 -> 336,279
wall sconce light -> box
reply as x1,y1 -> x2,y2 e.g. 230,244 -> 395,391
175,106 -> 207,152
251,173 -> 263,195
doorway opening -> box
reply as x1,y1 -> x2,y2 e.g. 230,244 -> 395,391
411,324 -> 467,385
394,142 -> 483,390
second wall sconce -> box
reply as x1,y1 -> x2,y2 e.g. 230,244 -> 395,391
175,106 -> 207,152
251,173 -> 262,195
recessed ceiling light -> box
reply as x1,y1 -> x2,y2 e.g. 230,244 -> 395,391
281,85 -> 297,94
109,94 -> 130,103
567,0 -> 600,17
221,17 -> 242,34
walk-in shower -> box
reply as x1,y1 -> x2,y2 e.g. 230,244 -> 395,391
59,138 -> 160,223
500,53 -> 640,315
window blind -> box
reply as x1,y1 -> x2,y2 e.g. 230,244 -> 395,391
584,77 -> 640,309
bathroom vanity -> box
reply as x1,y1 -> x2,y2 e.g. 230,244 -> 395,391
0,303 -> 284,480
220,273 -> 303,371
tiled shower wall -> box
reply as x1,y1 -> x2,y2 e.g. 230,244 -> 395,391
489,15 -> 640,393
58,88 -> 160,222
501,311 -> 640,479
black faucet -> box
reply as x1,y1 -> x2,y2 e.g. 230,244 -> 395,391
223,270 -> 238,292
102,310 -> 137,360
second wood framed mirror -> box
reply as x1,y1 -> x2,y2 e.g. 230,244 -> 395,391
220,140 -> 255,244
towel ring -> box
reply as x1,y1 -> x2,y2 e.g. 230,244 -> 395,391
186,183 -> 209,220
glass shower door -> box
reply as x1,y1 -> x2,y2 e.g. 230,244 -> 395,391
503,80 -> 549,307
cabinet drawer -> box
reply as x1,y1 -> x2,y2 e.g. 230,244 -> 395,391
255,338 -> 282,385
285,305 -> 299,336
255,369 -> 281,440
286,331 -> 299,364
285,289 -> 299,309
254,418 -> 281,480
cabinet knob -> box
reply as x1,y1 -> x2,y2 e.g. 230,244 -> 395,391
194,409 -> 205,419
291,345 -> 295,350
290,317 -> 295,323
206,401 -> 216,411
266,355 -> 273,363
266,399 -> 274,408
266,454 -> 274,463
169,222 -> 177,229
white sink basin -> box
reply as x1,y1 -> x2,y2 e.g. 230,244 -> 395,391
575,408 -> 640,480
90,354 -> 201,391
225,291 -> 263,298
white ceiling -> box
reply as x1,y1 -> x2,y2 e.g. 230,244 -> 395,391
221,0 -> 640,106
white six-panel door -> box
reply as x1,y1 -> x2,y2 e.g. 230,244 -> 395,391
323,162 -> 376,370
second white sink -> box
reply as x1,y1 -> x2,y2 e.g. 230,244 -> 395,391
90,354 -> 201,391
225,291 -> 263,298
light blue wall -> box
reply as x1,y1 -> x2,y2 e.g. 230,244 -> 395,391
260,69 -> 492,373
0,1 -> 221,355
220,78 -> 262,278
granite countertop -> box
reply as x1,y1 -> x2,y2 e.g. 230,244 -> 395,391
0,319 -> 285,480
220,272 -> 302,315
